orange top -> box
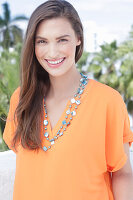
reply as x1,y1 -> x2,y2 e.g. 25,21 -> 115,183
3,79 -> 133,200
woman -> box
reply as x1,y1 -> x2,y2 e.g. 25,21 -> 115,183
3,0 -> 133,199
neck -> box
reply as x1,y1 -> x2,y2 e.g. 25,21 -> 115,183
46,67 -> 81,101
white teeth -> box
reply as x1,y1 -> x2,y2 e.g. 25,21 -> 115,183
47,58 -> 64,64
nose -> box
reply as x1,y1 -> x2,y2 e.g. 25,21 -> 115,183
47,43 -> 58,59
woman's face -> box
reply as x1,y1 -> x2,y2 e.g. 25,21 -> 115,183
35,17 -> 81,77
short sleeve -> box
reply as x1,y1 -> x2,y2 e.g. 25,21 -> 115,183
3,88 -> 20,153
123,107 -> 133,145
105,90 -> 133,172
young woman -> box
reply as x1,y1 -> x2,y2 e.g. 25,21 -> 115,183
3,0 -> 133,200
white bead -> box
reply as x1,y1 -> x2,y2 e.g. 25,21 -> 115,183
66,109 -> 70,115
71,110 -> 76,116
44,120 -> 48,126
71,98 -> 76,103
76,100 -> 80,105
51,141 -> 55,145
44,132 -> 49,137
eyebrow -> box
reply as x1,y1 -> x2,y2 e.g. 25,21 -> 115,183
35,34 -> 70,40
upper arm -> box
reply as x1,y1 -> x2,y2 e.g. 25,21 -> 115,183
112,143 -> 132,176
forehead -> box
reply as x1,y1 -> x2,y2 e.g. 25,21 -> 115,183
36,17 -> 75,37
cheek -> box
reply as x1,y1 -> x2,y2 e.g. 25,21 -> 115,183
60,44 -> 76,56
35,46 -> 45,58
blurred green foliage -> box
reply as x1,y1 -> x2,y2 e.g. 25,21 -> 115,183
0,44 -> 21,151
0,1 -> 27,151
0,2 -> 28,49
86,26 -> 133,120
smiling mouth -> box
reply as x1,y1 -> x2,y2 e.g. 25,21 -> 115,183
45,57 -> 65,65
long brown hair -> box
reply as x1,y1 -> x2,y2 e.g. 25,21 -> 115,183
12,0 -> 84,151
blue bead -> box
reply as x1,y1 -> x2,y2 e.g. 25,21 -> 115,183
79,90 -> 83,95
59,132 -> 63,136
57,130 -> 60,135
83,80 -> 87,85
71,110 -> 76,116
62,120 -> 67,125
76,100 -> 80,105
80,72 -> 87,78
43,146 -> 48,151
65,116 -> 68,119
49,138 -> 54,142
44,132 -> 49,138
77,88 -> 80,94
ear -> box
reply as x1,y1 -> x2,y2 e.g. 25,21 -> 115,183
76,38 -> 81,46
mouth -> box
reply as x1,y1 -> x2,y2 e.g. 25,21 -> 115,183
45,57 -> 65,64
45,57 -> 66,68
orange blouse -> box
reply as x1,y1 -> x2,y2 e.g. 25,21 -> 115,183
3,79 -> 133,200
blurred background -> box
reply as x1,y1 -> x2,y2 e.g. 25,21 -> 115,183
0,0 -> 133,151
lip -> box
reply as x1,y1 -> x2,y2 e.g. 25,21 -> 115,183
46,57 -> 65,62
45,57 -> 66,68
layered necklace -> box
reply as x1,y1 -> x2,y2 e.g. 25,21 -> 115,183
43,72 -> 89,152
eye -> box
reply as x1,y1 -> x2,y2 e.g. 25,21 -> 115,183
36,40 -> 47,44
58,39 -> 68,43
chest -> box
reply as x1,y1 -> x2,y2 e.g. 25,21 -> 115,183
45,98 -> 69,130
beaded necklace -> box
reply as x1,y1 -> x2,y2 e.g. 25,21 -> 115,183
43,72 -> 89,151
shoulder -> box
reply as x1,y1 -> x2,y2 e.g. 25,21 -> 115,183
89,79 -> 126,113
10,87 -> 20,107
90,79 -> 123,103
90,79 -> 127,120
